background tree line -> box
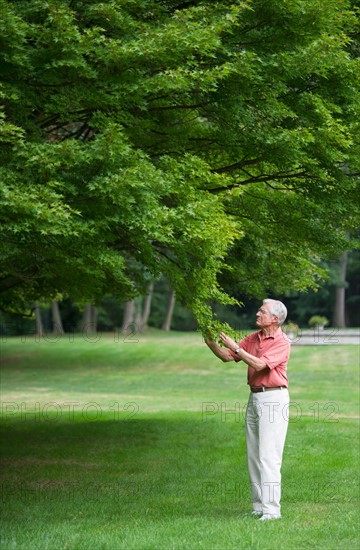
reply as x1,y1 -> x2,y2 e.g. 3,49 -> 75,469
1,249 -> 358,337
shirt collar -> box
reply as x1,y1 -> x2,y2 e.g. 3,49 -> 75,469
257,326 -> 281,340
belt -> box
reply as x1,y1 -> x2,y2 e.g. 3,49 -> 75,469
250,386 -> 287,393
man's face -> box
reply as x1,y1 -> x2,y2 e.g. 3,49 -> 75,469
255,304 -> 278,329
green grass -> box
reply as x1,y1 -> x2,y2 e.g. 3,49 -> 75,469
1,331 -> 359,549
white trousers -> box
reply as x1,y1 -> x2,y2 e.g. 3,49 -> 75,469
245,388 -> 289,515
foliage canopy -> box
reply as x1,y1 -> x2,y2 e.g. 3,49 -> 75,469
1,0 -> 359,333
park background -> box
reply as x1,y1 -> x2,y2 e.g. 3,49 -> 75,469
1,248 -> 359,338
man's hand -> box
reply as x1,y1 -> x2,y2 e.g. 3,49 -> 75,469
219,332 -> 237,352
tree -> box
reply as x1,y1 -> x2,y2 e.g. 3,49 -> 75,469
344,248 -> 360,326
1,0 -> 359,337
34,302 -> 43,337
332,251 -> 348,328
51,300 -> 64,336
162,290 -> 176,332
121,300 -> 136,336
81,304 -> 97,334
140,282 -> 154,332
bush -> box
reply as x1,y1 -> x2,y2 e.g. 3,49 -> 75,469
308,315 -> 329,328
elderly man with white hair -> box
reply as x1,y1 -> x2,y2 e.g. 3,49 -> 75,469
205,298 -> 291,521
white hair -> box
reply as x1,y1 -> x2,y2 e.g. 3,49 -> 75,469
263,299 -> 287,326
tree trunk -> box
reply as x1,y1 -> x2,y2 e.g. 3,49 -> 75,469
51,300 -> 64,335
134,299 -> 142,333
140,282 -> 154,332
91,305 -> 97,331
333,251 -> 348,328
34,302 -> 43,337
162,290 -> 176,331
121,300 -> 135,335
81,304 -> 97,334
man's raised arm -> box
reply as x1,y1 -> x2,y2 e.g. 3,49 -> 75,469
204,339 -> 235,362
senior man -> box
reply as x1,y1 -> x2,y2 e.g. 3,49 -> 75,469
205,298 -> 291,521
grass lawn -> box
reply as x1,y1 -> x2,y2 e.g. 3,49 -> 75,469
1,330 -> 359,549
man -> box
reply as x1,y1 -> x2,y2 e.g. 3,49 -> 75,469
205,298 -> 291,521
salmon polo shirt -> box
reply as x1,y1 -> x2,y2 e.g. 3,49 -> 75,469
231,327 -> 291,388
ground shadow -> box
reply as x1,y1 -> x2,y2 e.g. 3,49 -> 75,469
1,414 -> 249,521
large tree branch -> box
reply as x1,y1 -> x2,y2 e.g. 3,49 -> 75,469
168,0 -> 204,12
0,270 -> 39,292
212,158 -> 262,174
147,101 -> 211,112
206,170 -> 310,193
27,79 -> 74,88
152,243 -> 182,269
0,306 -> 35,317
0,278 -> 25,292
